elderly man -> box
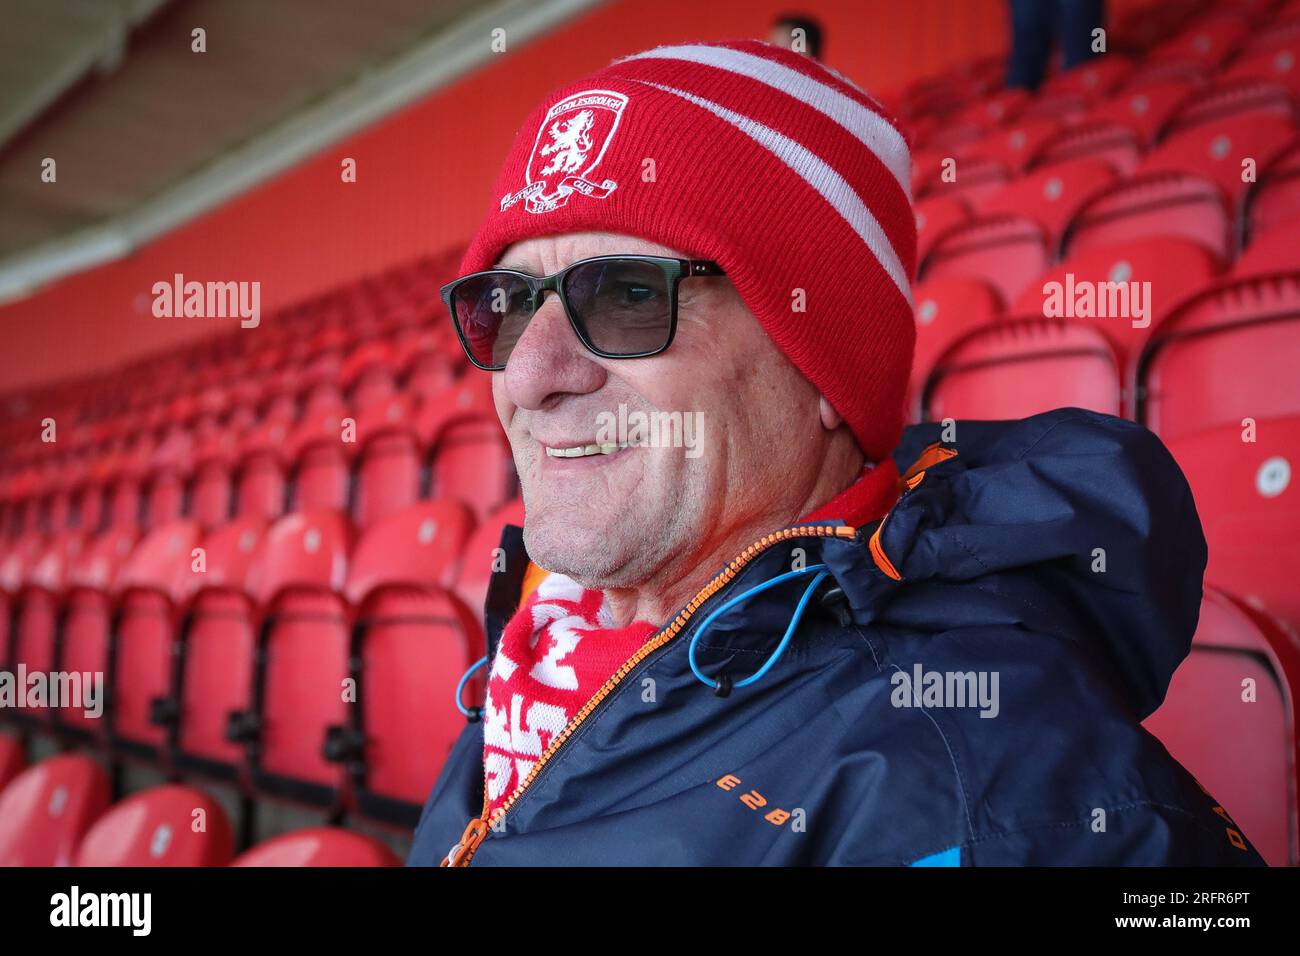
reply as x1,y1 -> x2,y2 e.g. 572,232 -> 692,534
409,40 -> 1263,866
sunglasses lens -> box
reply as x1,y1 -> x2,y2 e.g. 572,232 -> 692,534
563,259 -> 673,356
450,273 -> 535,368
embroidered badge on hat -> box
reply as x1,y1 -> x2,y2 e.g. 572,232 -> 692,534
500,88 -> 627,214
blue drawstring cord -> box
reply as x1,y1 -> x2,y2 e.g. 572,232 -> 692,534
688,564 -> 830,695
454,563 -> 833,713
455,655 -> 489,719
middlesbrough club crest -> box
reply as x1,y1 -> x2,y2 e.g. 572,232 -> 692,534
500,89 -> 627,214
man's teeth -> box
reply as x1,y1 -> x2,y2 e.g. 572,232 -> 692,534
545,443 -> 629,458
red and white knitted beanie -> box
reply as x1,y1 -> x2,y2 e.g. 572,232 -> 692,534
459,38 -> 916,462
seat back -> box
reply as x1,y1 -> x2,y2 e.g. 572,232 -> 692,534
231,826 -> 400,866
1139,274 -> 1300,439
110,521 -> 203,759
909,277 -> 1004,417
919,215 -> 1051,302
0,732 -> 26,792
352,397 -> 422,530
1061,171 -> 1232,259
1138,112 -> 1297,201
1166,416 -> 1300,634
1012,236 -> 1223,368
0,754 -> 110,866
428,415 -> 517,524
342,500 -> 480,824
453,497 -> 525,626
1144,588 -> 1299,866
922,318 -> 1124,421
72,784 -> 234,867
241,511 -> 352,806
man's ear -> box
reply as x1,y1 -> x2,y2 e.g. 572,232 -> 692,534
819,395 -> 843,431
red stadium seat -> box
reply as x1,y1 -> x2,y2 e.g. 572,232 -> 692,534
975,158 -> 1118,245
961,118 -> 1064,174
0,732 -> 26,792
1085,78 -> 1200,146
401,349 -> 459,400
1032,120 -> 1144,175
922,318 -> 1124,422
0,754 -> 111,866
1165,417 -> 1300,636
1144,588 -> 1299,867
916,155 -> 1012,205
1220,38 -> 1300,96
142,427 -> 193,531
169,519 -> 266,781
234,420 -> 292,521
341,341 -> 399,411
1138,273 -> 1300,439
190,425 -> 243,528
1163,78 -> 1299,137
352,395 -> 422,529
1138,113 -> 1297,202
909,277 -> 1004,418
1244,133 -> 1300,241
914,195 -> 971,264
231,827 -> 401,866
342,501 -> 480,825
56,527 -> 138,744
288,404 -> 355,514
109,520 -> 203,761
1146,11 -> 1252,69
919,215 -> 1050,302
345,500 -> 474,602
1012,236 -> 1224,371
454,496 -> 526,624
71,784 -> 235,866
426,414 -> 517,524
6,532 -> 84,732
1062,171 -> 1233,259
1038,52 -> 1134,101
1233,221 -> 1300,276
236,510 -> 352,807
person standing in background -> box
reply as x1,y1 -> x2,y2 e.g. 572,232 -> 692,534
770,13 -> 824,60
1007,0 -> 1106,90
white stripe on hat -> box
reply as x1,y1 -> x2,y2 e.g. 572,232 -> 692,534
632,79 -> 912,306
620,43 -> 912,202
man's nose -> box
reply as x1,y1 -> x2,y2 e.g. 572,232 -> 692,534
502,291 -> 605,410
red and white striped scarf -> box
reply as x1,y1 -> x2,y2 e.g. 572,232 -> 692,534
482,572 -> 655,815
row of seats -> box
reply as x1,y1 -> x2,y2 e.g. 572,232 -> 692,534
898,0 -> 1300,868
1,495 -> 524,840
0,748 -> 401,866
0,0 -> 1295,867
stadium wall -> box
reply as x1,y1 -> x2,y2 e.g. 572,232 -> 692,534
0,0 -> 1149,391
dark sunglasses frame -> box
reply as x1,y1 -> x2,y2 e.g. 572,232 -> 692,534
441,254 -> 726,371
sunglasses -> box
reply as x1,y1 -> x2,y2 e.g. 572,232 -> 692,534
441,254 -> 726,371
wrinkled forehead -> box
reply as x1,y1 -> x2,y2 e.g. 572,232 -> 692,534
493,231 -> 689,272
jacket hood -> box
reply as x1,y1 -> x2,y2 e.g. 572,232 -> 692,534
814,407 -> 1207,720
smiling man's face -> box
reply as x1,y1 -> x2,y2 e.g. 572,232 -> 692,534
491,231 -> 861,620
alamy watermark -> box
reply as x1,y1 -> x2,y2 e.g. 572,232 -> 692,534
1042,271 -> 1151,329
0,667 -> 103,718
151,273 -> 260,328
593,403 -> 704,458
890,664 -> 1000,718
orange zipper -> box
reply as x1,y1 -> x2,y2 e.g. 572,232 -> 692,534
440,522 -> 858,867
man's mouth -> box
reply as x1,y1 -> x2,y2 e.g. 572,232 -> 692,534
543,442 -> 632,459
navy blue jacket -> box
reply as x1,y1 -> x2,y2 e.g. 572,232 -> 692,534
409,409 -> 1265,866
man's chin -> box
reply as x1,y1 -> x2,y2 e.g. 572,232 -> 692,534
522,512 -> 637,588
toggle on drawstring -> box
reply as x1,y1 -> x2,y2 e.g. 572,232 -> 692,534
454,564 -> 833,712
455,655 -> 489,720
688,564 -> 830,697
